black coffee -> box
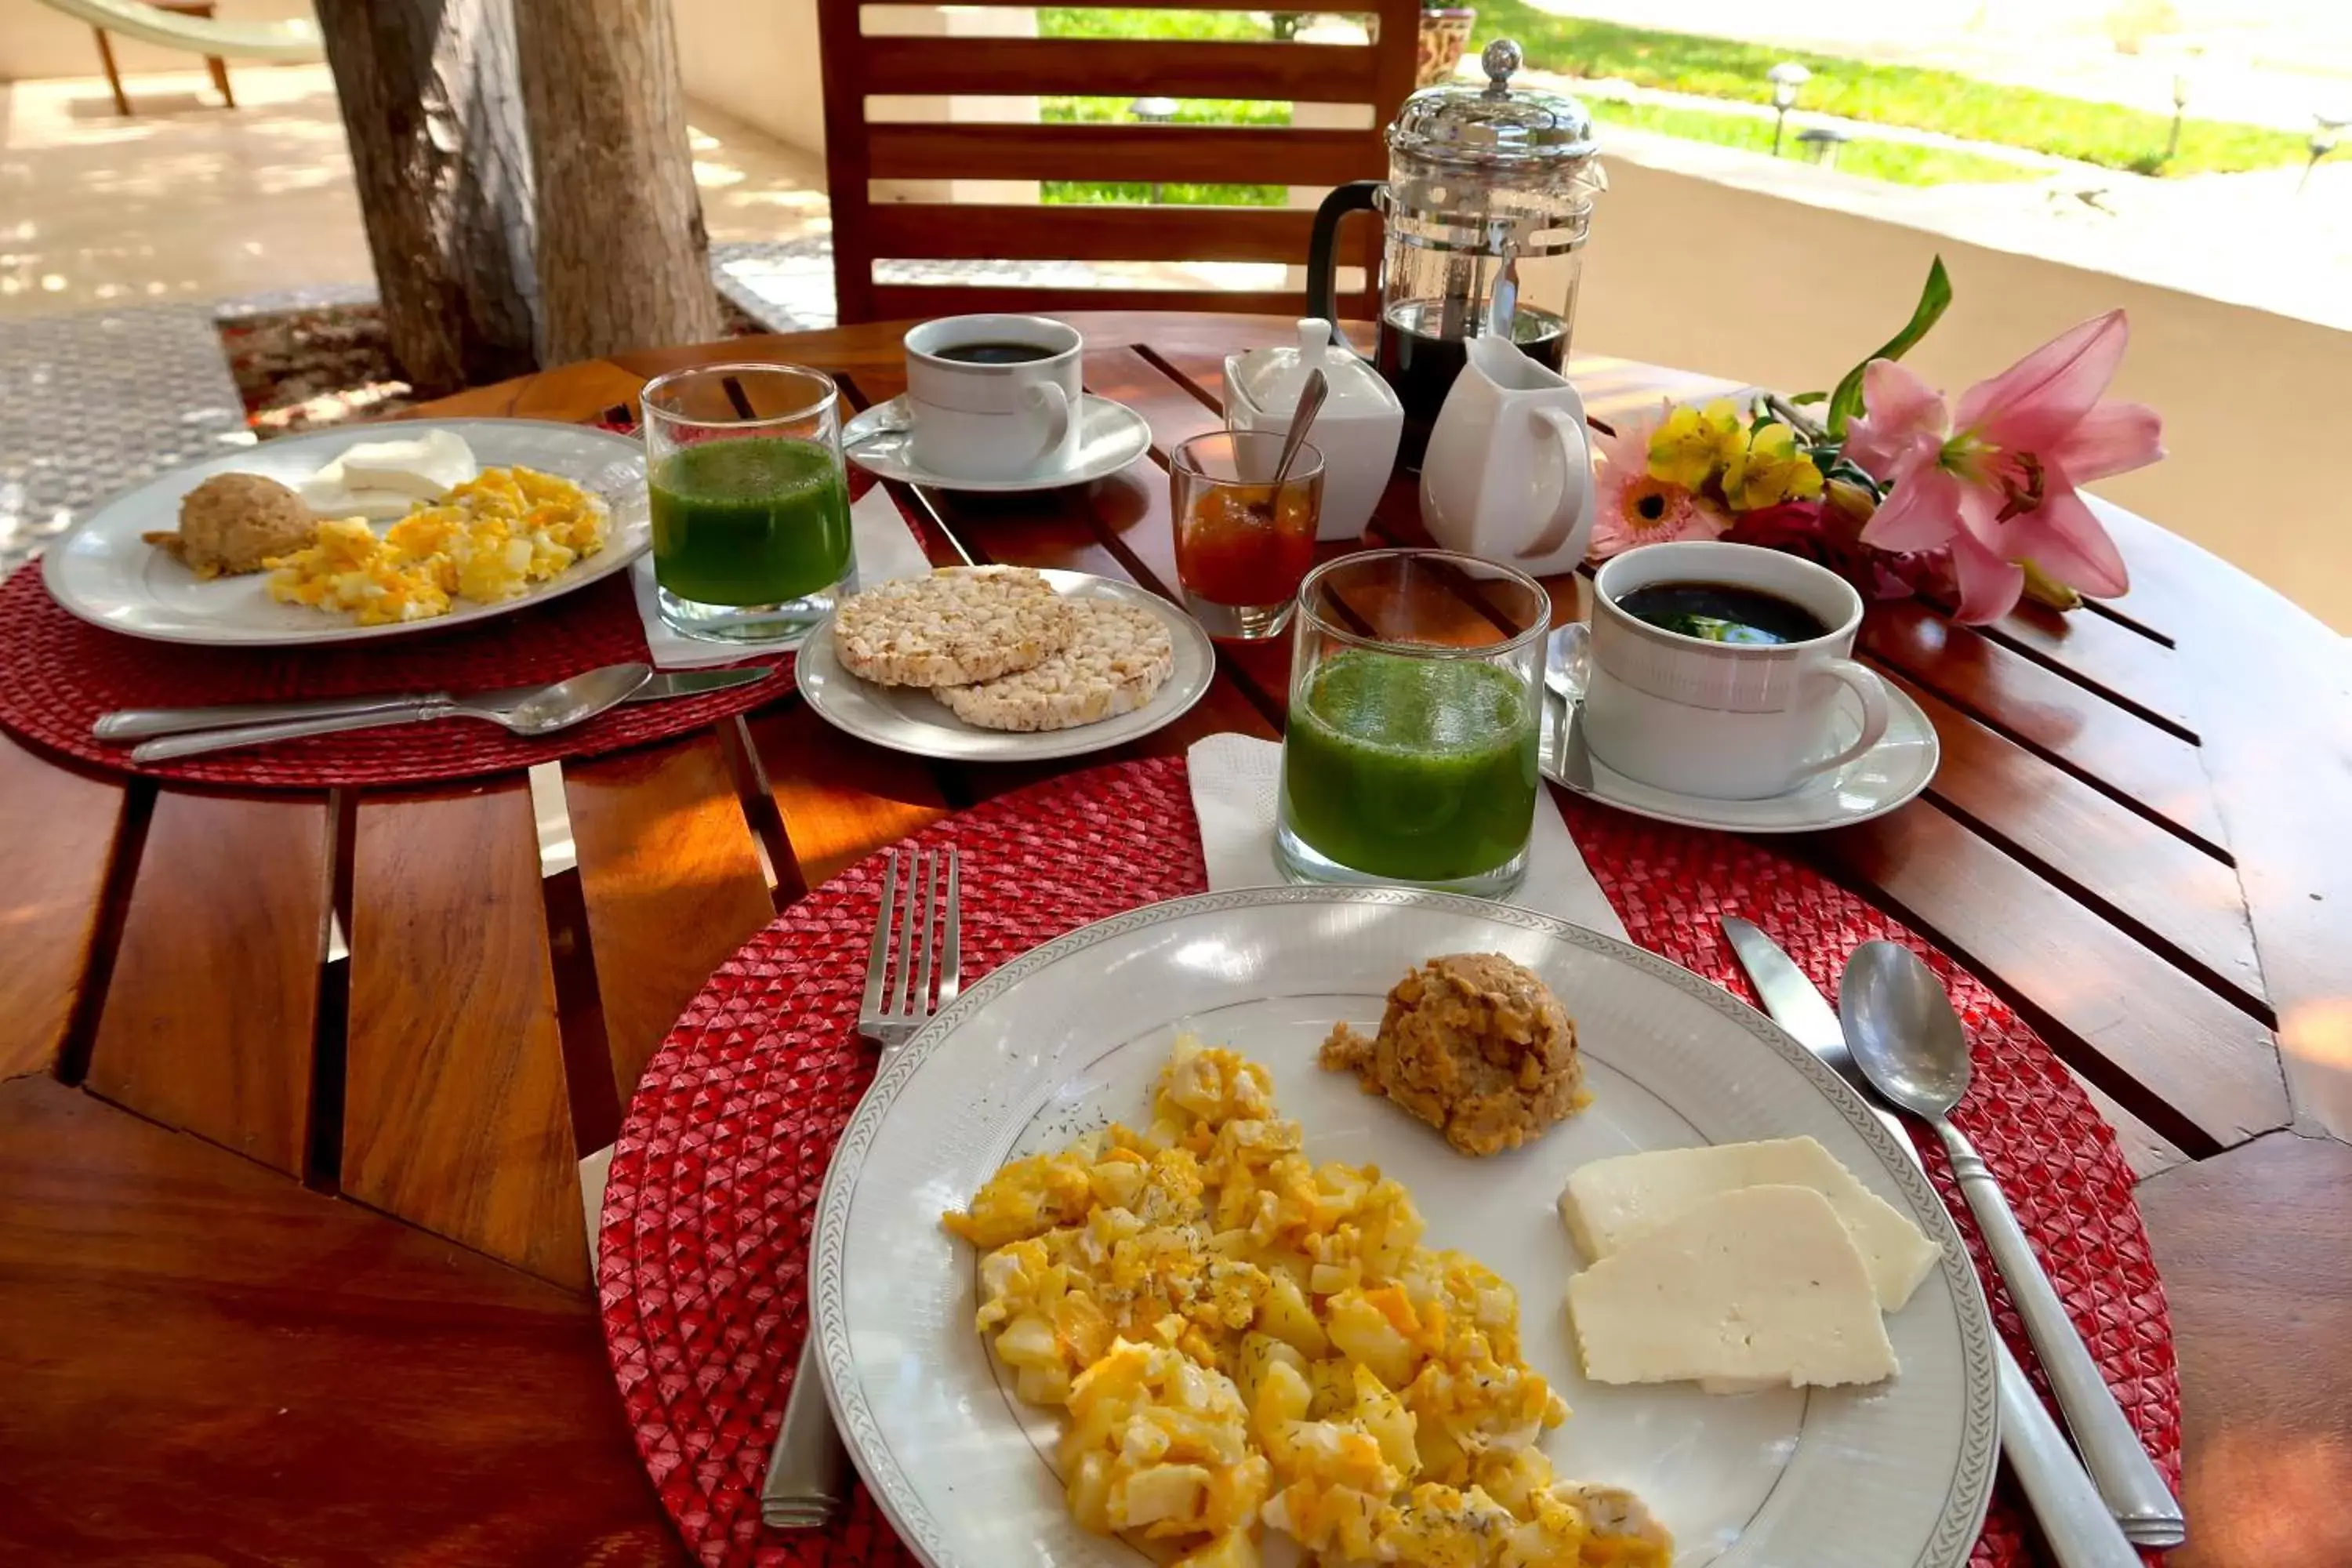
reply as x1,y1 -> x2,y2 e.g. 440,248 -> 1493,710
935,340 -> 1056,365
1377,300 -> 1571,469
1617,581 -> 1828,645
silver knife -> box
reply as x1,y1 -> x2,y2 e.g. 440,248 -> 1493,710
1721,916 -> 2159,1567
93,666 -> 774,743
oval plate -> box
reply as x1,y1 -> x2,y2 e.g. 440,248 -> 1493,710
813,887 -> 1999,1568
41,419 -> 650,648
793,568 -> 1216,763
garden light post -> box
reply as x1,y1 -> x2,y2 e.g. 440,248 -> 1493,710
1768,63 -> 1810,158
2303,111 -> 2347,194
2165,74 -> 2188,165
1131,96 -> 1178,202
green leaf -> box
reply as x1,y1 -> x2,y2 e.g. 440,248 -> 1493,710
1825,256 -> 1953,440
1789,390 -> 1828,405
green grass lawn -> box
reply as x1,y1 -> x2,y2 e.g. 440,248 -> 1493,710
1470,0 -> 2310,176
1038,7 -> 1270,41
1040,92 -> 1290,207
1591,98 -> 2046,186
1030,5 -> 2234,199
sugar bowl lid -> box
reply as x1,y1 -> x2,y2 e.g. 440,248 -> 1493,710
1388,38 -> 1598,170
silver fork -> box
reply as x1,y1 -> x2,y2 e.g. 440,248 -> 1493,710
760,847 -> 961,1530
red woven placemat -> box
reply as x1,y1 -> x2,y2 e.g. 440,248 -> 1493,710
601,758 -> 2181,1568
0,562 -> 791,789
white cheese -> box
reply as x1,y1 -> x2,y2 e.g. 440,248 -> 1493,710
297,430 -> 478,519
1558,1135 -> 1939,1312
335,429 -> 477,499
296,474 -> 415,521
1566,1184 -> 1897,1389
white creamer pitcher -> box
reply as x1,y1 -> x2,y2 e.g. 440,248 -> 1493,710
1418,333 -> 1594,575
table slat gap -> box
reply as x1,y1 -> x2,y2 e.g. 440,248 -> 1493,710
0,737 -> 129,1082
1807,800 -> 2288,1153
1976,604 -> 2198,738
564,729 -> 789,1105
305,786 -> 358,1192
1860,602 -> 2227,850
1865,649 -> 2233,868
343,784 -> 590,1289
540,863 -> 622,1160
2078,595 -> 2177,649
750,704 -> 956,889
1915,778 -> 2273,1029
83,789 -> 332,1177
714,714 -> 804,909
1128,342 -> 1225,419
49,775 -> 155,1090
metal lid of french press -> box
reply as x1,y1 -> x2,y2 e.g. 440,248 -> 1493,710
1387,39 -> 1599,169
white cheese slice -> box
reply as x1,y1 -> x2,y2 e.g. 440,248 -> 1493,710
1566,1184 -> 1897,1389
296,470 -> 415,521
1558,1135 -> 1939,1312
334,429 -> 477,499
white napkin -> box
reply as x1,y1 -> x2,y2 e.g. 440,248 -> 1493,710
1185,732 -> 1627,940
630,483 -> 934,669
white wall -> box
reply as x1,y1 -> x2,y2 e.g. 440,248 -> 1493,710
670,0 -> 828,158
1579,154 -> 2352,632
0,0 -> 317,81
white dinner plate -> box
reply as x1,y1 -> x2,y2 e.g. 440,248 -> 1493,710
844,394 -> 1154,492
812,887 -> 1999,1568
41,419 -> 651,647
793,568 -> 1216,762
1544,677 -> 1940,833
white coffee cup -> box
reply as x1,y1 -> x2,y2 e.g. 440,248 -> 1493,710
1559,540 -> 1891,800
902,314 -> 1083,481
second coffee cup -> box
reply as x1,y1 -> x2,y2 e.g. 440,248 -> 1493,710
903,314 -> 1083,482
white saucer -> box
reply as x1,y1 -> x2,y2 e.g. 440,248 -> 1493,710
1543,677 -> 1940,833
844,394 -> 1153,492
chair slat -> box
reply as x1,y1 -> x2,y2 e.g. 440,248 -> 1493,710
866,122 -> 1380,186
868,285 -> 1322,321
866,202 -> 1316,263
862,37 -> 1385,101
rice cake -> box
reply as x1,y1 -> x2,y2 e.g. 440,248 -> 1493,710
833,566 -> 1073,688
935,598 -> 1174,732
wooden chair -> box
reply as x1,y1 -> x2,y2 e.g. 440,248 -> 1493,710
90,0 -> 235,115
813,0 -> 1423,324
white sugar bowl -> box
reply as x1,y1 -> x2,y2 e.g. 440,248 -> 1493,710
1224,318 -> 1404,542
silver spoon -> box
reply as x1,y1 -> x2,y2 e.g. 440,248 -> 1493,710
1839,940 -> 2187,1549
131,662 -> 653,763
1251,367 -> 1329,527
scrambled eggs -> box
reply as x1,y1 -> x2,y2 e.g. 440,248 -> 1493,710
942,1037 -> 1671,1568
266,465 -> 608,626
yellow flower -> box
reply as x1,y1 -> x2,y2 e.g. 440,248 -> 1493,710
1721,421 -> 1826,511
1646,399 -> 1748,489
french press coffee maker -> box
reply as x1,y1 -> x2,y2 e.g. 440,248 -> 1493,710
1305,39 -> 1604,466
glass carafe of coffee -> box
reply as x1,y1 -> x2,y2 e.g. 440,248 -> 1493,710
1305,39 -> 1603,468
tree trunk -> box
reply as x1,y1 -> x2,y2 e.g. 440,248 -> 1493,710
514,0 -> 722,365
314,0 -> 540,397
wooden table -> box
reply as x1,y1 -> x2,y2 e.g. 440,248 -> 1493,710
4,314 -> 2347,1568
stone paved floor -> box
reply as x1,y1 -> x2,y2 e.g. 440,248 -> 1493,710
0,303 -> 252,576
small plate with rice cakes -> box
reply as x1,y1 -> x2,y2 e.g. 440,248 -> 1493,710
795,565 -> 1215,761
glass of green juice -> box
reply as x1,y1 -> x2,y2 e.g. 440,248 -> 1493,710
1276,548 -> 1550,898
641,362 -> 854,644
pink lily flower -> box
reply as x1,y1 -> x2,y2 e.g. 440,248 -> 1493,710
1842,310 -> 2165,622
